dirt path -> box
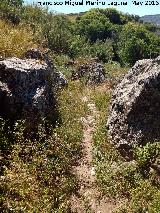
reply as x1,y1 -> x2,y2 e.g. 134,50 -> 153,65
70,94 -> 116,213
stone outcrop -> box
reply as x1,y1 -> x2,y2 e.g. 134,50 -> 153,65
0,56 -> 67,122
107,56 -> 160,150
24,48 -> 53,67
71,62 -> 106,85
25,48 -> 67,89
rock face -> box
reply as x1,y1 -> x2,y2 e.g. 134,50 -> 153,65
0,57 -> 67,122
25,48 -> 53,67
71,62 -> 105,85
25,48 -> 68,89
107,56 -> 160,150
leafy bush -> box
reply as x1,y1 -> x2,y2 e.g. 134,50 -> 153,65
74,8 -> 140,44
134,143 -> 160,169
52,53 -> 74,78
87,39 -> 114,62
68,35 -> 89,59
0,0 -> 23,24
119,22 -> 160,65
21,6 -> 72,53
116,181 -> 160,213
75,8 -> 112,42
43,15 -> 72,53
100,8 -> 123,25
100,8 -> 139,25
69,37 -> 114,62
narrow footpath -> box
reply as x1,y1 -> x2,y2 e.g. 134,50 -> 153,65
70,93 -> 116,213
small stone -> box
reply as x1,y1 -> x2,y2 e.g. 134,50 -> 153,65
91,167 -> 95,176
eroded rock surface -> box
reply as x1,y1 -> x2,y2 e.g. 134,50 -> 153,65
107,56 -> 160,150
71,62 -> 106,85
25,48 -> 68,88
0,57 -> 67,122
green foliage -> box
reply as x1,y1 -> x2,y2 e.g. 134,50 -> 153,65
0,0 -> 23,24
100,8 -> 123,25
53,54 -> 74,78
74,8 -> 140,45
1,0 -> 23,7
75,8 -> 112,42
1,4 -> 160,212
72,8 -> 159,65
20,5 -> 48,45
144,22 -> 158,32
46,15 -> 72,53
1,4 -> 159,65
87,39 -> 114,62
134,143 -> 160,169
0,81 -> 88,212
21,6 -> 72,53
69,37 -> 114,62
68,35 -> 89,58
102,8 -> 140,25
57,81 -> 88,147
119,23 -> 160,65
116,181 -> 160,213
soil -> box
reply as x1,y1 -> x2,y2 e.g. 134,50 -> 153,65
70,93 -> 117,213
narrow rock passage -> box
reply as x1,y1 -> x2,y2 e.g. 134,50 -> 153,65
70,93 -> 115,213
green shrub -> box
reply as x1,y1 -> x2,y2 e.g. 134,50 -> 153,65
21,6 -> 72,53
134,143 -> 160,169
87,39 -> 114,63
0,0 -> 23,24
69,37 -> 114,62
116,181 -> 160,213
118,22 -> 160,65
75,8 -> 112,42
46,15 -> 72,53
68,35 -> 89,59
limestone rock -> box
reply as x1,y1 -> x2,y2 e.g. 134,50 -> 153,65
107,56 -> 160,150
25,48 -> 53,67
0,57 -> 66,122
71,62 -> 105,85
25,48 -> 68,88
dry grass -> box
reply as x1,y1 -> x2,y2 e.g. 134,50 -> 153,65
0,20 -> 36,58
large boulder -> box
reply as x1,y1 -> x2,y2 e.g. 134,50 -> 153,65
25,48 -> 68,88
71,62 -> 106,85
107,56 -> 160,150
0,57 -> 67,122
